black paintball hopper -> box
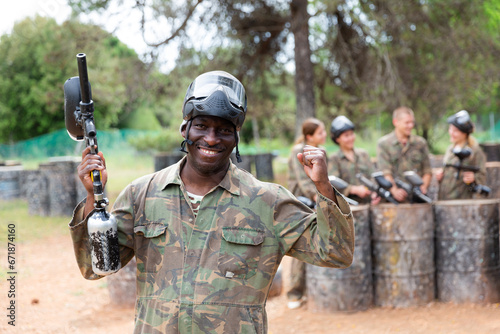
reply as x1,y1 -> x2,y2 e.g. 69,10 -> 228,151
64,76 -> 91,141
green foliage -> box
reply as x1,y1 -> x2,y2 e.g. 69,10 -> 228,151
0,16 -> 168,143
128,129 -> 182,154
119,107 -> 163,131
4,1 -> 500,156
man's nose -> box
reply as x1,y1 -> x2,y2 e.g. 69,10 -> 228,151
204,128 -> 221,145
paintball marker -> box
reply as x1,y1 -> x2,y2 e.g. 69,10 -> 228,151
357,172 -> 399,205
328,176 -> 359,206
443,147 -> 491,196
297,196 -> 316,209
297,175 -> 359,209
64,53 -> 120,275
394,171 -> 433,204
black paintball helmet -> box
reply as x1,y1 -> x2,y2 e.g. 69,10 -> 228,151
180,71 -> 247,162
330,116 -> 355,144
447,110 -> 473,134
182,71 -> 247,130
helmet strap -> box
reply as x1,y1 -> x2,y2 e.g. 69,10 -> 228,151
234,131 -> 242,163
180,120 -> 193,153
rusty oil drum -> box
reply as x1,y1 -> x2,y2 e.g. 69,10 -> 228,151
370,203 -> 435,308
306,204 -> 372,312
434,199 -> 500,303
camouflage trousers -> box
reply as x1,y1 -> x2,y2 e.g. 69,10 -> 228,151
286,258 -> 306,300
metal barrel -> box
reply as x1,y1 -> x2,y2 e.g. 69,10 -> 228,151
154,152 -> 184,172
0,165 -> 23,200
46,157 -> 80,216
107,257 -> 137,307
254,153 -> 274,181
434,199 -> 500,303
231,153 -> 253,173
486,162 -> 500,199
27,166 -> 50,216
306,204 -> 372,312
371,203 -> 435,308
480,143 -> 500,162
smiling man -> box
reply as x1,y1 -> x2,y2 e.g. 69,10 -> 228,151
376,106 -> 432,202
69,71 -> 354,334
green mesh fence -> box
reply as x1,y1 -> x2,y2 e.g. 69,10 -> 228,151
477,119 -> 500,143
0,129 -> 156,161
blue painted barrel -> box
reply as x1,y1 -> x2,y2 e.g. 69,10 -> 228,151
0,166 -> 23,200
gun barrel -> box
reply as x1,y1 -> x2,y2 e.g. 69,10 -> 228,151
77,53 -> 91,103
396,178 -> 432,204
356,174 -> 376,192
329,175 -> 349,192
357,173 -> 398,204
444,163 -> 480,173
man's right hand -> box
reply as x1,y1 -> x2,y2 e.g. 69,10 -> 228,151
390,186 -> 407,202
78,145 -> 108,196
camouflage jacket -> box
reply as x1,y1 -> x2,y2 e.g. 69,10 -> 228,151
376,131 -> 432,180
287,143 -> 319,200
69,157 -> 354,334
328,148 -> 375,204
437,140 -> 487,200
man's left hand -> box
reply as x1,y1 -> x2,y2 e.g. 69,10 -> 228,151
297,145 -> 336,203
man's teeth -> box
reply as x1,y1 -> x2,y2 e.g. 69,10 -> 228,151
201,148 -> 217,155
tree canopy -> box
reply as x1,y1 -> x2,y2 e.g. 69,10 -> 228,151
2,1 -> 500,148
67,0 -> 500,146
0,16 -> 168,143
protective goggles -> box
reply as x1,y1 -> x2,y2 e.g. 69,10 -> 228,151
453,110 -> 471,124
447,109 -> 473,133
185,71 -> 247,111
331,116 -> 354,131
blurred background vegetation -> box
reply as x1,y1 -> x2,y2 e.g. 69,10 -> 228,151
1,0 -> 500,165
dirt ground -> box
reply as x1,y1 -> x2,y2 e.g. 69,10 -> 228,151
2,234 -> 500,334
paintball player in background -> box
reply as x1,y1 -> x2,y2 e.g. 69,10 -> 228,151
286,117 -> 327,309
328,116 -> 380,205
376,106 -> 432,202
69,71 -> 354,333
435,110 -> 487,200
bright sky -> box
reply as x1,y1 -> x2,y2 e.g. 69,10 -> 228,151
0,0 -> 178,71
0,0 -> 71,34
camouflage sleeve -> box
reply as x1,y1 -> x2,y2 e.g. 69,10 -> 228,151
376,139 -> 393,176
68,185 -> 136,280
276,186 -> 354,269
290,147 -> 317,199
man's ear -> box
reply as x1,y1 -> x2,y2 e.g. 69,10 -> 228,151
179,120 -> 188,138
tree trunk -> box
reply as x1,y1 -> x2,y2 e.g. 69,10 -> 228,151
290,0 -> 316,138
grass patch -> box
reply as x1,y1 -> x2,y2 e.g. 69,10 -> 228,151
104,152 -> 155,202
0,200 -> 69,242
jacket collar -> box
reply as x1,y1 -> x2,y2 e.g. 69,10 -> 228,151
159,155 -> 241,196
